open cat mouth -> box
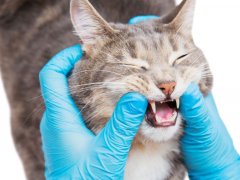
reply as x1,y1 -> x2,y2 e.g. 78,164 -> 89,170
146,99 -> 179,128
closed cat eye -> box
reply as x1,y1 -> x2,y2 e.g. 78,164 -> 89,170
177,54 -> 188,60
173,54 -> 188,66
141,66 -> 148,71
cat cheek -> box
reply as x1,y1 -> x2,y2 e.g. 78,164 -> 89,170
120,75 -> 148,95
199,77 -> 213,96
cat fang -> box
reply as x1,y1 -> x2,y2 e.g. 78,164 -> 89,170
146,99 -> 179,128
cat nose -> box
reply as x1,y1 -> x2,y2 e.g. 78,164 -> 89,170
158,82 -> 176,96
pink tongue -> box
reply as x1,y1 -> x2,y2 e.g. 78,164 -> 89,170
156,103 -> 174,120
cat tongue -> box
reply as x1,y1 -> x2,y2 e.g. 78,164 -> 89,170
155,103 -> 174,121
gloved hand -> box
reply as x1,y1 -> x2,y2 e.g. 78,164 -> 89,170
39,45 -> 147,179
180,83 -> 240,179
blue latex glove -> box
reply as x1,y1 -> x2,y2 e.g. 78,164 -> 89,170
128,15 -> 159,24
39,45 -> 147,179
180,84 -> 240,179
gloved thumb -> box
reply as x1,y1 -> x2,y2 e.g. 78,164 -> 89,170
180,83 -> 209,126
98,92 -> 147,156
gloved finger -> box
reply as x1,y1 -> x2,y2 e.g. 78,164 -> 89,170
39,45 -> 92,134
128,15 -> 159,24
39,44 -> 82,108
180,83 -> 210,125
97,93 -> 147,160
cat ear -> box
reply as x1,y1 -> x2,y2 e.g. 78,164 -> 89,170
70,0 -> 115,51
162,0 -> 196,36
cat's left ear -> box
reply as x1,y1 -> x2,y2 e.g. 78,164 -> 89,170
162,0 -> 196,36
70,0 -> 115,52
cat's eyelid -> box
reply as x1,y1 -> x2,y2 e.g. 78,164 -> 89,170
177,54 -> 188,60
169,52 -> 186,66
125,58 -> 150,70
173,54 -> 189,66
173,48 -> 198,66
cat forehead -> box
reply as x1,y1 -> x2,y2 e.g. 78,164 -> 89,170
124,33 -> 191,59
96,25 -> 194,62
123,25 -> 191,50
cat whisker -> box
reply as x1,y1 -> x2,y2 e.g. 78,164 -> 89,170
106,62 -> 142,71
70,85 -> 111,95
79,100 -> 93,114
26,94 -> 43,102
86,107 -> 109,122
70,69 -> 124,77
179,54 -> 205,67
23,102 -> 45,124
84,91 -> 123,121
96,49 -> 135,72
70,85 -> 125,96
69,82 -> 125,95
69,81 -> 125,89
119,64 -> 142,70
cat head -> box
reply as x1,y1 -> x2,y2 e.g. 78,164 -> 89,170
70,0 -> 213,142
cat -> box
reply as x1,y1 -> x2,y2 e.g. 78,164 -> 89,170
0,0 -> 212,179
67,0 -> 213,179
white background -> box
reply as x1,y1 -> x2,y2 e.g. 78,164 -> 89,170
0,0 -> 240,179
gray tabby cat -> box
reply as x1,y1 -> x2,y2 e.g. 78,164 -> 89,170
0,0 -> 212,179
68,0 -> 213,179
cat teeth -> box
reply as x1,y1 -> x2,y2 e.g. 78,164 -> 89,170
150,101 -> 156,113
170,111 -> 178,121
155,115 -> 162,123
176,99 -> 180,109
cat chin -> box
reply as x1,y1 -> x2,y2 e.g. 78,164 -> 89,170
137,115 -> 182,143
